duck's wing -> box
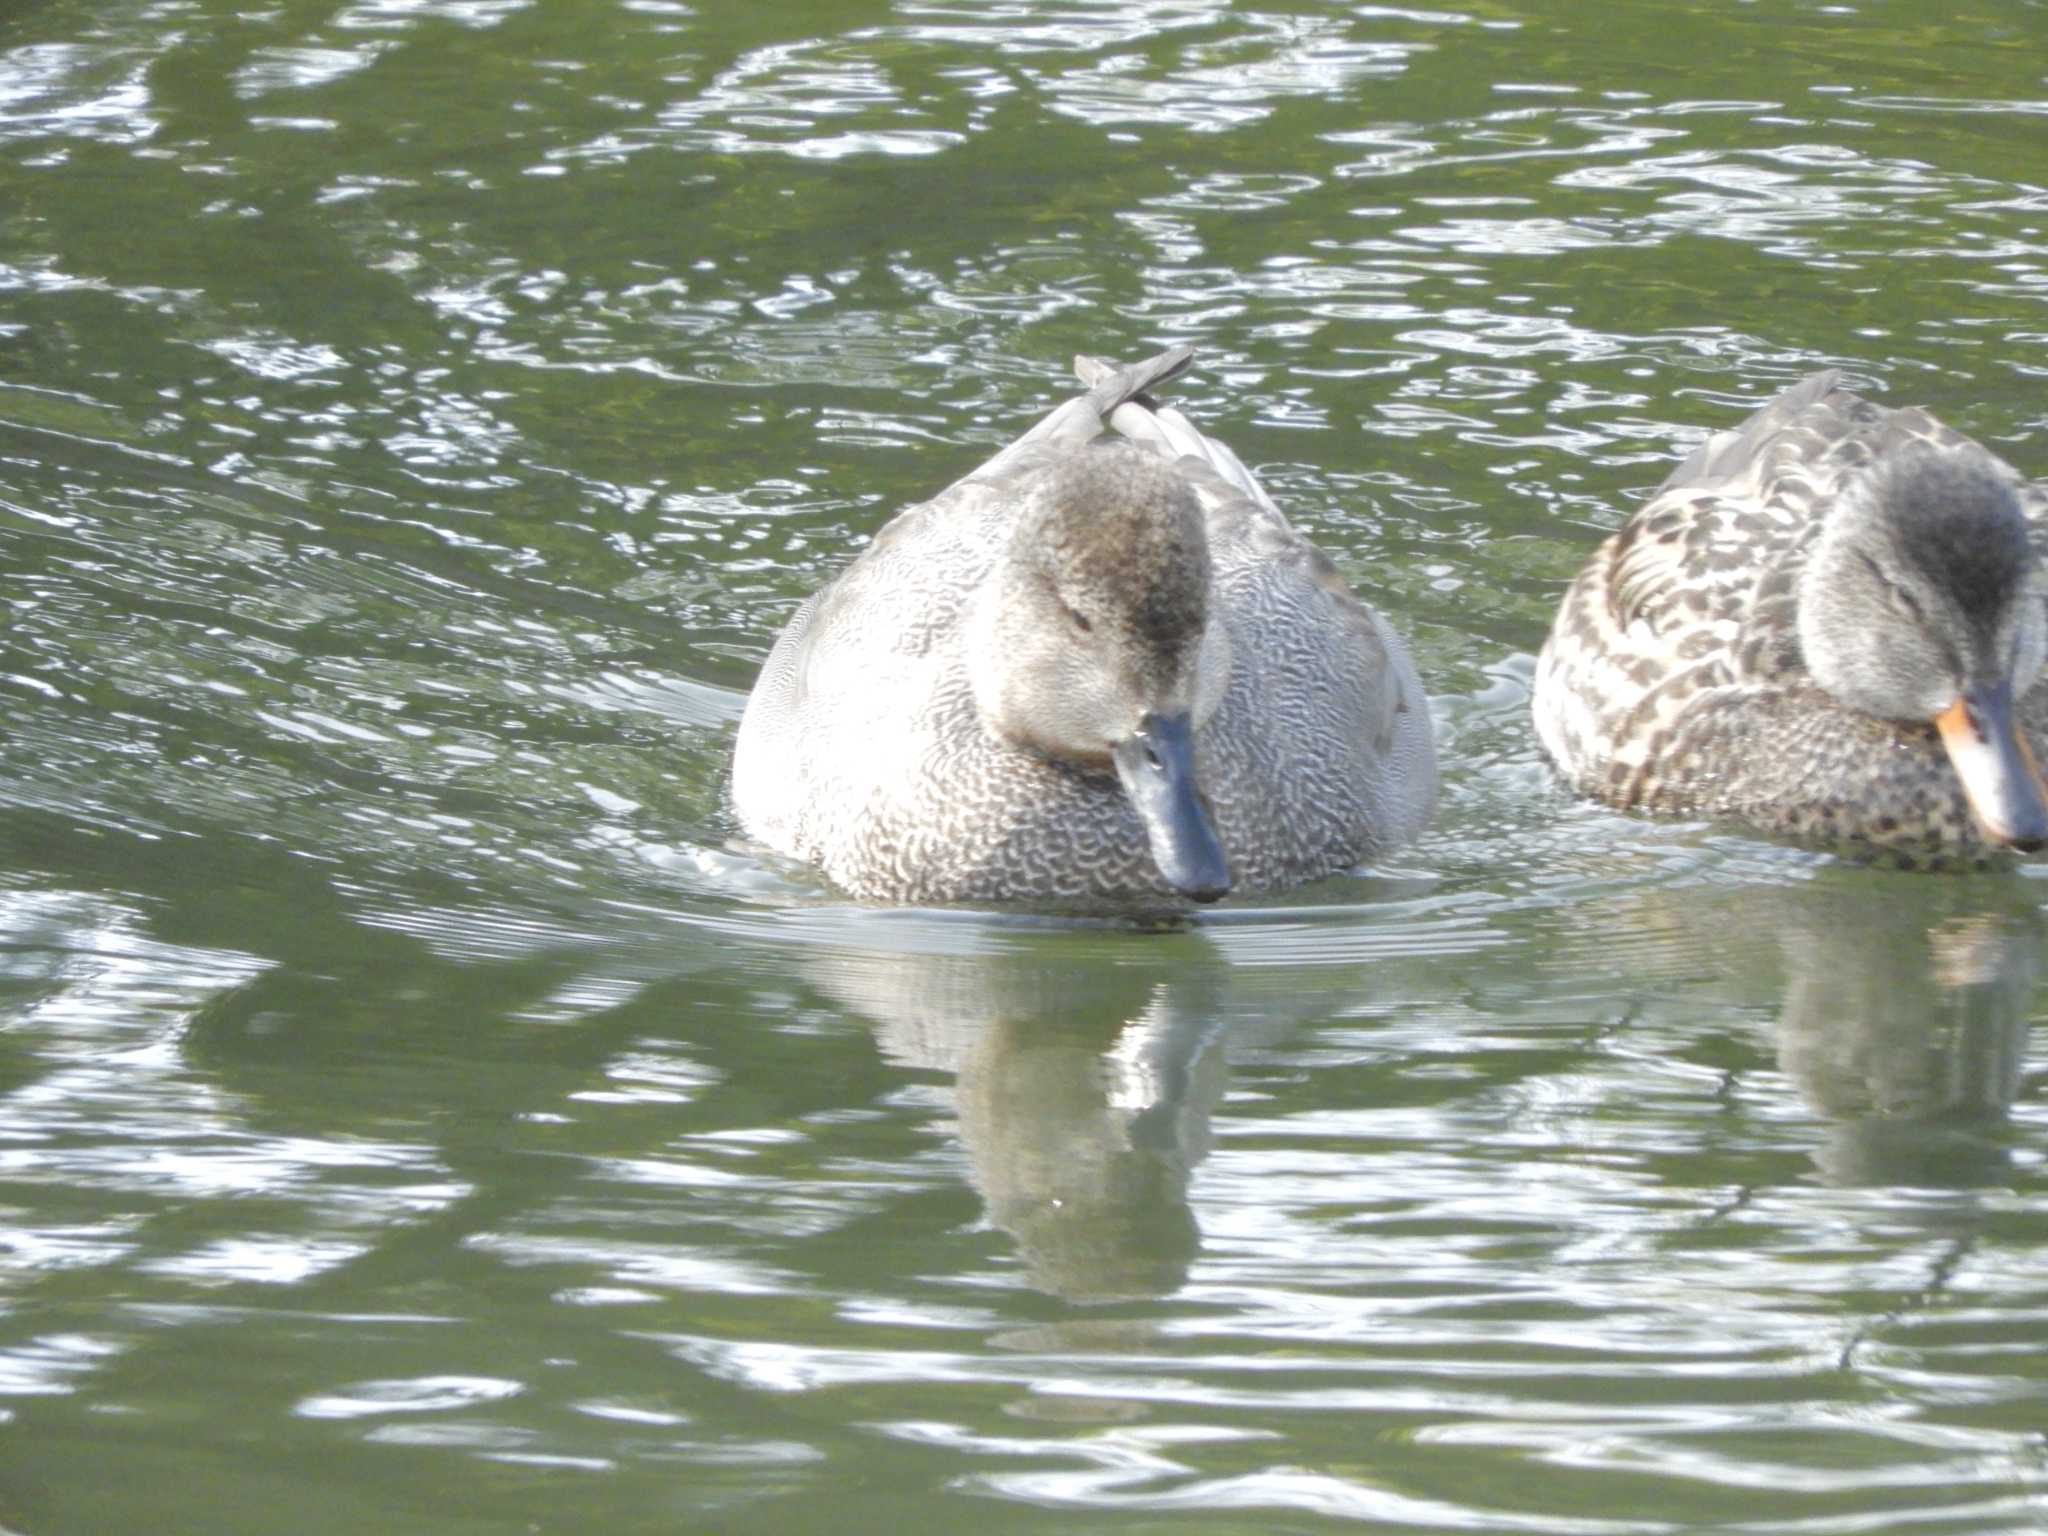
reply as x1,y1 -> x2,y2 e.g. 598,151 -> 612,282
1598,372 -> 1882,651
1652,369 -> 1843,499
1539,373 -> 1860,781
1536,375 -> 1851,779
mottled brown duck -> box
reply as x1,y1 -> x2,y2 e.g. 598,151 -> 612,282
1534,371 -> 2048,864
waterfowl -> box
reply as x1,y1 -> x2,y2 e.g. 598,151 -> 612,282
1533,370 -> 2048,862
732,347 -> 1437,905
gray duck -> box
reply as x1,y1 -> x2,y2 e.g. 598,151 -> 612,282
732,348 -> 1437,905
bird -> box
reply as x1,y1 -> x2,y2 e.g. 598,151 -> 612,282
731,347 -> 1437,907
1533,370 -> 2048,864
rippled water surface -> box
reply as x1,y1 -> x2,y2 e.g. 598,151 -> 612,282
4,0 -> 2048,1531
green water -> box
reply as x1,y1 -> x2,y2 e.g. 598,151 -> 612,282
3,0 -> 2048,1531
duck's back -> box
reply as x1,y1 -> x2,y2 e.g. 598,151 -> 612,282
732,354 -> 1436,904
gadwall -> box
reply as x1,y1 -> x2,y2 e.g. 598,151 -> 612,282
732,348 -> 1437,905
1534,370 -> 2048,863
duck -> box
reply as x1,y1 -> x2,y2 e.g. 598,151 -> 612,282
731,347 -> 1437,906
1533,370 -> 2048,863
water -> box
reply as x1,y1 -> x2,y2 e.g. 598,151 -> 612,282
3,0 -> 2047,1530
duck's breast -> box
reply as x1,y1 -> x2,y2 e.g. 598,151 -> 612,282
731,469 -> 1017,854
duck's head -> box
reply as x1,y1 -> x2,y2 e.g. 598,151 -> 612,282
965,443 -> 1234,900
1799,442 -> 2048,850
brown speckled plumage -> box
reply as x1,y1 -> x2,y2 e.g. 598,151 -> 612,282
1533,371 -> 2048,865
732,349 -> 1438,906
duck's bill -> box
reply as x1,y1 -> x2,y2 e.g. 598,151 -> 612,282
1935,684 -> 2048,852
1113,712 -> 1231,902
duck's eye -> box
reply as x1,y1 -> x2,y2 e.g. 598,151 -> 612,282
1857,552 -> 1923,621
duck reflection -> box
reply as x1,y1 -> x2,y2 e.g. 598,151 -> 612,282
1766,877 -> 2038,1188
801,936 -> 1239,1303
955,997 -> 1222,1302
